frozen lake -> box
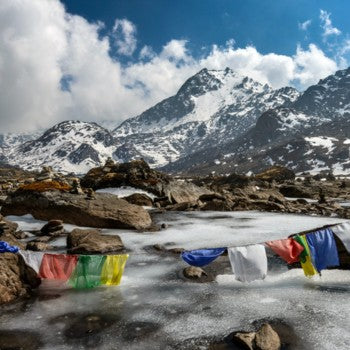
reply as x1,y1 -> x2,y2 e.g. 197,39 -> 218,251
1,211 -> 349,349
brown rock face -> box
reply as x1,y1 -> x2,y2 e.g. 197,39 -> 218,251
163,181 -> 211,204
81,159 -> 212,204
255,166 -> 295,182
1,191 -> 152,230
67,228 -> 124,254
81,159 -> 168,195
0,253 -> 40,305
255,324 -> 281,350
124,193 -> 154,207
183,266 -> 207,279
231,323 -> 281,350
26,241 -> 52,252
233,332 -> 255,350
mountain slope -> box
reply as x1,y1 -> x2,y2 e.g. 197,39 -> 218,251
4,121 -> 117,173
113,68 -> 299,167
162,67 -> 350,175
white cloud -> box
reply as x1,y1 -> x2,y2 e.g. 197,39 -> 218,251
112,18 -> 137,56
293,44 -> 338,87
139,45 -> 155,60
299,19 -> 312,31
320,10 -> 341,38
0,0 -> 345,133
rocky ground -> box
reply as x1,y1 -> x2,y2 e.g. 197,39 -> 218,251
1,160 -> 350,349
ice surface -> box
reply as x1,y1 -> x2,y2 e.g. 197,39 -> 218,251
1,211 -> 350,349
96,186 -> 156,199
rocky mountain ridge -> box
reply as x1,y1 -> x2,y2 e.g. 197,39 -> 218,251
1,66 -> 350,175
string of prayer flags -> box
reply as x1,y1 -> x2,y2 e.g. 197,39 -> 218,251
292,235 -> 317,277
0,241 -> 19,253
39,253 -> 79,282
331,222 -> 350,253
68,255 -> 107,289
265,238 -> 304,264
228,244 -> 267,283
306,228 -> 340,273
181,248 -> 226,267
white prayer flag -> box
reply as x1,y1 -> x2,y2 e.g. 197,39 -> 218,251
228,244 -> 268,283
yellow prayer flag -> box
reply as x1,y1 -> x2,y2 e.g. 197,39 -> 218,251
299,236 -> 317,277
101,254 -> 129,286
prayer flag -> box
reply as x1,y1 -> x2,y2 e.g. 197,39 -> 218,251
19,250 -> 44,274
265,238 -> 304,264
228,244 -> 267,283
306,228 -> 340,273
181,248 -> 226,267
293,235 -> 317,277
39,253 -> 78,281
0,241 -> 19,253
100,255 -> 128,286
69,255 -> 107,289
331,222 -> 350,253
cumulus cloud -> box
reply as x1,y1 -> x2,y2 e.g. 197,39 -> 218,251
299,19 -> 312,31
320,10 -> 341,38
112,18 -> 137,56
0,0 -> 345,132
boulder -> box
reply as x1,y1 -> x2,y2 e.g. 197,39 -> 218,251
279,185 -> 313,199
67,228 -> 124,254
0,214 -> 18,236
255,324 -> 281,350
40,219 -> 65,236
201,200 -> 233,211
26,241 -> 52,252
199,193 -> 226,202
124,193 -> 153,207
81,159 -> 211,204
1,191 -> 152,230
183,266 -> 207,279
231,323 -> 281,350
255,166 -> 295,182
232,332 -> 255,350
81,159 -> 168,195
0,253 -> 40,304
163,181 -> 211,204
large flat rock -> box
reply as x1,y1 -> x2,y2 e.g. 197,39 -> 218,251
67,228 -> 124,254
1,191 -> 152,230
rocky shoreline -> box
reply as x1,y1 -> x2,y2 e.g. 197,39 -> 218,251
1,160 -> 350,349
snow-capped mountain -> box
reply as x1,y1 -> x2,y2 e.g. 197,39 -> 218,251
162,66 -> 350,176
113,68 -> 299,167
4,121 -> 117,173
294,67 -> 350,118
2,66 -> 350,176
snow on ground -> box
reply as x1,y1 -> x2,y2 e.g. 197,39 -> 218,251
2,211 -> 350,349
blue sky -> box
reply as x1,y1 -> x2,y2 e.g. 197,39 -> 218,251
1,0 -> 349,131
61,0 -> 350,61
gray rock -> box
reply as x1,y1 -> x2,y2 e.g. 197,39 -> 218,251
67,228 -> 124,254
1,191 -> 152,230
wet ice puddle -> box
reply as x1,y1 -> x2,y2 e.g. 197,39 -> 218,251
1,211 -> 350,349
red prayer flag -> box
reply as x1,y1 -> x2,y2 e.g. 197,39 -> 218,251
265,238 -> 304,264
39,253 -> 78,281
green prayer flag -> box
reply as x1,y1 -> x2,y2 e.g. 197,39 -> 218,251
293,235 -> 308,263
69,255 -> 106,289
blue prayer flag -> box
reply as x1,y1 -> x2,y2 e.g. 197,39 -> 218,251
181,248 -> 226,267
306,228 -> 339,273
0,241 -> 19,253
